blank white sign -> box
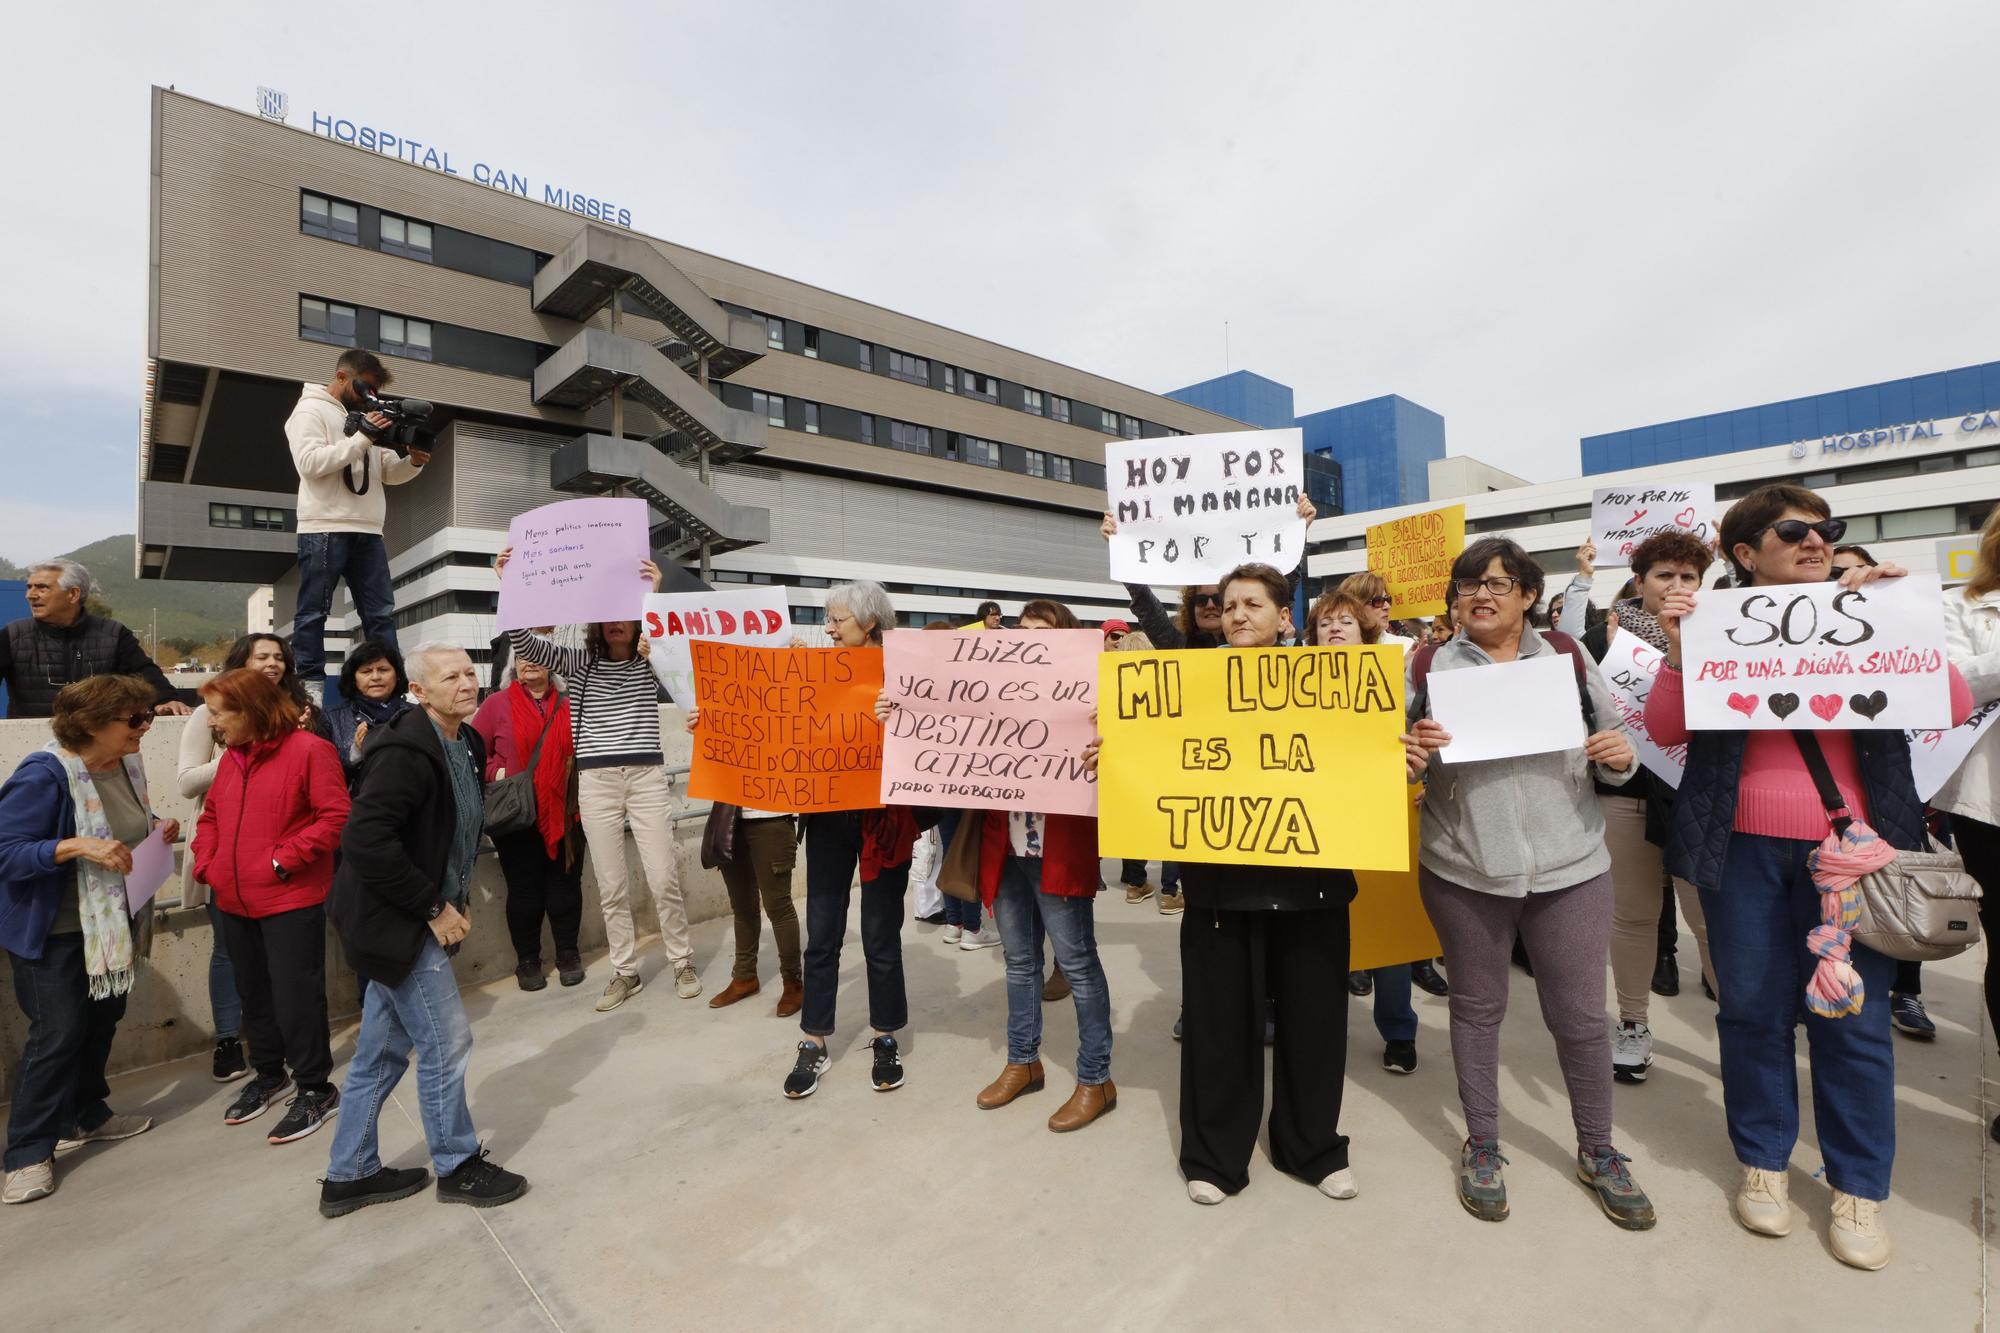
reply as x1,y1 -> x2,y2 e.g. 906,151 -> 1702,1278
1427,654 -> 1588,763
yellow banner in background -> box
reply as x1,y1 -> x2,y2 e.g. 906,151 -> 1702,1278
1095,646 -> 1410,873
1365,503 -> 1466,619
1350,784 -> 1442,970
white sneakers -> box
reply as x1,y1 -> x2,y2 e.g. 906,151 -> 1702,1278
674,963 -> 702,999
1612,1020 -> 1654,1083
1317,1168 -> 1359,1200
1,1159 -> 54,1205
959,925 -> 1002,951
1830,1191 -> 1892,1270
1186,1180 -> 1226,1205
942,925 -> 963,944
1734,1166 -> 1791,1236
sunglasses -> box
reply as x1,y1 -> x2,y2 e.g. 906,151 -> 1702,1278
1759,518 -> 1847,546
1368,596 -> 1392,610
123,711 -> 154,729
1190,591 -> 1223,608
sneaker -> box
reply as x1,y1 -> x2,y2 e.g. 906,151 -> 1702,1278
674,962 -> 702,999
224,1073 -> 293,1125
1734,1165 -> 1792,1237
595,973 -> 643,1012
1612,1020 -> 1654,1083
211,1036 -> 248,1083
1651,951 -> 1680,997
1157,891 -> 1186,916
1829,1191 -> 1891,1270
56,1112 -> 154,1151
784,1040 -> 830,1099
870,1034 -> 906,1091
267,1086 -> 340,1145
1125,883 -> 1154,904
942,924 -> 963,944
1410,959 -> 1449,997
437,1150 -> 528,1209
1890,993 -> 1936,1040
1187,1179 -> 1227,1205
515,957 -> 546,992
1317,1168 -> 1359,1200
2,1159 -> 55,1205
1382,1040 -> 1417,1074
959,925 -> 1002,951
1576,1147 -> 1657,1231
319,1165 -> 429,1218
1458,1137 -> 1510,1222
556,950 -> 586,987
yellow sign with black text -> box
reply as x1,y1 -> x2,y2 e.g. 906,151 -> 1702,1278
1365,503 -> 1466,619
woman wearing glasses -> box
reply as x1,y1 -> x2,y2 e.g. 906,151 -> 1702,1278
1648,484 -> 1971,1270
1408,538 -> 1657,1231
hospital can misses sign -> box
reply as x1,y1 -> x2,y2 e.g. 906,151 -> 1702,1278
1787,411 -> 2000,462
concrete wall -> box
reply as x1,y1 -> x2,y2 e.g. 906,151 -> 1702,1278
0,710 -> 738,1098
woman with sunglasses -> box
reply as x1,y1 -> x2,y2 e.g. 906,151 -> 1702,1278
1648,484 -> 1972,1270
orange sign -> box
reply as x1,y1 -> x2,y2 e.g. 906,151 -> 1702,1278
687,642 -> 885,813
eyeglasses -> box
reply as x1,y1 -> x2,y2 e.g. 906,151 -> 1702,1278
123,712 -> 154,729
1190,591 -> 1223,608
1452,576 -> 1523,598
1759,518 -> 1847,546
825,613 -> 854,627
1368,596 -> 1392,610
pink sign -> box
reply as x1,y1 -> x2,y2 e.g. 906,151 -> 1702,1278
880,628 -> 1100,816
496,498 -> 652,631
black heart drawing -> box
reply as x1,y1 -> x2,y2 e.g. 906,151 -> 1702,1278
1850,691 -> 1889,720
1768,693 -> 1800,719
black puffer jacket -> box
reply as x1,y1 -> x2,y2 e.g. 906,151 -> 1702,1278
1,613 -> 177,719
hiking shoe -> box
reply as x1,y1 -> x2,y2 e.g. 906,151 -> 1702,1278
2,1159 -> 54,1205
785,1040 -> 830,1099
1890,993 -> 1935,1040
1347,970 -> 1373,997
212,1036 -> 248,1083
1734,1165 -> 1792,1237
1157,891 -> 1186,915
57,1112 -> 154,1151
1612,1021 -> 1654,1083
1830,1191 -> 1891,1270
1651,951 -> 1680,997
1458,1138 -> 1509,1222
1411,959 -> 1449,996
674,962 -> 702,999
319,1165 -> 428,1218
515,957 -> 547,992
267,1086 -> 340,1145
437,1150 -> 528,1209
1382,1040 -> 1417,1074
942,924 -> 963,944
870,1034 -> 906,1091
1125,883 -> 1154,904
224,1073 -> 293,1125
1577,1148 -> 1657,1230
595,973 -> 643,1012
555,950 -> 586,987
959,925 -> 1002,951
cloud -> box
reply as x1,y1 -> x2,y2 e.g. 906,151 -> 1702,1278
0,499 -> 135,570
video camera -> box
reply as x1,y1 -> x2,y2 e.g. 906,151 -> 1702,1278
345,390 -> 437,457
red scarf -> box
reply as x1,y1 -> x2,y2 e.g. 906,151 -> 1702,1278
507,683 -> 575,858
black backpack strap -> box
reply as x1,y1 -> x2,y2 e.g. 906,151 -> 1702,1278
1790,731 -> 1853,835
1541,630 -> 1598,731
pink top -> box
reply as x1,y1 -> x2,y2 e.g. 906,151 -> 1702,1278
1646,663 -> 1973,841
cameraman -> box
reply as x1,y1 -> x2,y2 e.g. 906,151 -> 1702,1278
286,350 -> 431,693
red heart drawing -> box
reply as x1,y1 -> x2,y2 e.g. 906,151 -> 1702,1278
1727,692 -> 1759,717
1810,694 -> 1843,721
1675,506 -> 1697,527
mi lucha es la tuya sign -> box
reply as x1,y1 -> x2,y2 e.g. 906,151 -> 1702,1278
1104,429 -> 1306,583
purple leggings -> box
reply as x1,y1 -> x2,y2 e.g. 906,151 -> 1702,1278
1418,866 -> 1616,1150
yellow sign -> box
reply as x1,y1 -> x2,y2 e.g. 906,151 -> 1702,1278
1350,784 -> 1443,970
1366,503 -> 1466,618
1096,646 -> 1410,872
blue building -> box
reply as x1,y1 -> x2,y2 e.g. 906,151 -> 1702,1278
1581,359 -> 2000,474
1164,369 -> 1296,430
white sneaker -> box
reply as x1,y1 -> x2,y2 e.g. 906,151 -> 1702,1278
1734,1166 -> 1791,1236
1612,1020 -> 1653,1082
942,925 -> 963,944
1830,1191 -> 1891,1270
1187,1180 -> 1226,1205
674,962 -> 702,999
1,1159 -> 54,1205
959,925 -> 1002,951
1317,1168 -> 1359,1200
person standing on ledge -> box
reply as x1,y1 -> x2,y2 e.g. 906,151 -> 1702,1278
0,559 -> 186,719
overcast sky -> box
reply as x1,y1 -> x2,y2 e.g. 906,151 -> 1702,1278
2,1 -> 1995,566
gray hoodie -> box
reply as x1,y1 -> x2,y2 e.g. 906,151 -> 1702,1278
1408,627 -> 1635,897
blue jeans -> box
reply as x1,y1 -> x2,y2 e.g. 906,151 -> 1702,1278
1370,965 -> 1417,1043
293,531 -> 399,684
991,856 -> 1113,1084
943,893 -> 982,931
1698,832 -> 1896,1200
324,937 -> 480,1181
1162,861 -> 1181,894
5,934 -> 124,1170
206,904 -> 241,1039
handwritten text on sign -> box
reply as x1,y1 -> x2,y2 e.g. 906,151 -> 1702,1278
1681,575 -> 1952,730
1365,504 -> 1466,619
643,588 -> 791,707
686,642 -> 885,813
1589,484 -> 1715,568
1096,646 -> 1409,871
1908,698 -> 2000,801
1105,428 -> 1305,583
496,497 -> 650,632
880,629 -> 1099,815
1599,629 -> 1684,787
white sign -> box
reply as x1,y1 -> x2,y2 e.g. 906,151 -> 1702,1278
1681,576 -> 1952,730
643,588 -> 792,706
1426,655 -> 1587,763
125,827 -> 175,914
1105,428 -> 1306,584
1598,630 -> 1684,788
1908,698 -> 2000,802
1589,483 -> 1714,568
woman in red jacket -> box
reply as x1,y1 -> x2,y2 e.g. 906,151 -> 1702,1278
193,668 -> 351,1146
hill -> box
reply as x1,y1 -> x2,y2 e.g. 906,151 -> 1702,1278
0,535 -> 251,653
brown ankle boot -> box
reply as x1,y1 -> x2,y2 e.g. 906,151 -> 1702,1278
1042,969 -> 1071,1002
708,977 -> 760,1009
975,1059 -> 1045,1109
1048,1079 -> 1117,1132
775,978 -> 804,1019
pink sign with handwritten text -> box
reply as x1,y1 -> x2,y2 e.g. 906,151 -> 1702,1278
496,497 -> 652,631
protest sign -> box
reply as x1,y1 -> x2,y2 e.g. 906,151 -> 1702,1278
686,642 -> 884,813
1598,629 -> 1684,787
496,497 -> 650,631
1908,698 -> 2000,801
1589,483 -> 1715,567
1105,428 -> 1306,584
1096,646 -> 1408,872
1681,575 -> 1952,730
1365,504 -> 1465,618
1426,655 -> 1588,763
1351,785 -> 1444,971
880,629 -> 1099,815
643,588 -> 791,706
124,827 -> 175,914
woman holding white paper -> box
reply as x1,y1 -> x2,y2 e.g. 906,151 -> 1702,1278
1406,536 -> 1657,1233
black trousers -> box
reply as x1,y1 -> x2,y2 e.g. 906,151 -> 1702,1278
5,933 -> 124,1170
1179,905 -> 1351,1194
800,813 -> 909,1038
493,827 -> 584,962
1955,814 -> 2000,1042
215,904 -> 333,1089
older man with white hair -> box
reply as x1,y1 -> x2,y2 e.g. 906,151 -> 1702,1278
0,559 -> 186,719
319,641 -> 527,1217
